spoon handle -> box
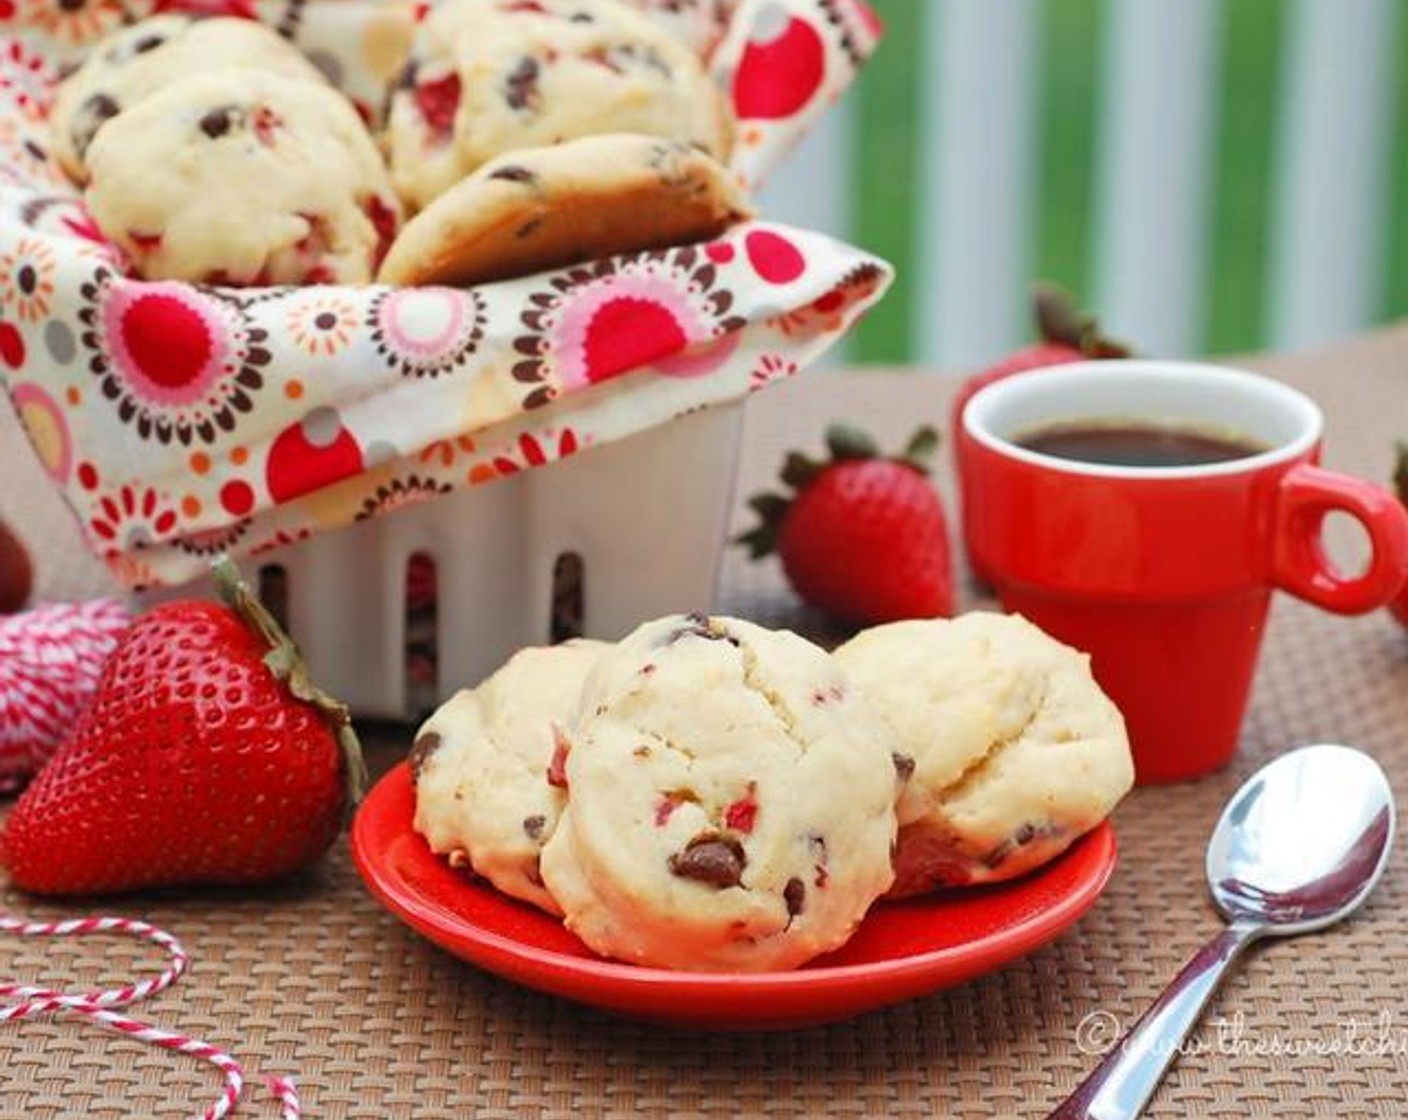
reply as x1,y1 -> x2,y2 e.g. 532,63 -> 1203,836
1044,919 -> 1263,1120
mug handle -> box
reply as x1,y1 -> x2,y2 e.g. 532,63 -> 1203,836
1272,463 -> 1408,613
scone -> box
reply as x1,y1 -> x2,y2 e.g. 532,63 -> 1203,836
539,614 -> 905,972
835,613 -> 1133,896
51,16 -> 329,184
377,134 -> 751,287
85,69 -> 402,286
411,639 -> 609,914
620,0 -> 735,57
386,0 -> 733,212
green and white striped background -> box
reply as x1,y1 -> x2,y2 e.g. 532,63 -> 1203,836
759,0 -> 1408,368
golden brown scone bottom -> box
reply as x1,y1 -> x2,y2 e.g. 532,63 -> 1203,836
377,134 -> 752,288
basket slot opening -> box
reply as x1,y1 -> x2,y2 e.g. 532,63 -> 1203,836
406,552 -> 439,719
257,564 -> 289,632
551,551 -> 584,643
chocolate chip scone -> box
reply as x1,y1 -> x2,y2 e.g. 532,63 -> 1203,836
539,614 -> 904,972
411,640 -> 609,915
51,16 -> 329,185
386,0 -> 733,212
835,613 -> 1134,896
620,0 -> 735,57
377,133 -> 749,287
85,69 -> 402,286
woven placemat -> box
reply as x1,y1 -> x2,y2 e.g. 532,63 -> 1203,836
2,331 -> 1407,1118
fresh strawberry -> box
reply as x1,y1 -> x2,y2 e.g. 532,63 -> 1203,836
1393,442 -> 1408,629
950,283 -> 1130,454
414,72 -> 461,138
737,425 -> 953,626
0,558 -> 366,895
0,518 -> 32,614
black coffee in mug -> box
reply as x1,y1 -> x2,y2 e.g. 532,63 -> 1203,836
1014,419 -> 1268,468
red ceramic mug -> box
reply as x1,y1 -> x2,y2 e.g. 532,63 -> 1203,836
959,361 -> 1408,784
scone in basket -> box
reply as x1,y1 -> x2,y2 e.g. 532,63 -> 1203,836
0,0 -> 892,716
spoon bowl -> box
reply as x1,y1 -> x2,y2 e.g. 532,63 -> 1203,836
1207,744 -> 1396,934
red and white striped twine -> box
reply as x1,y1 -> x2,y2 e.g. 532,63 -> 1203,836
0,599 -> 131,792
266,1076 -> 302,1120
0,913 -> 299,1119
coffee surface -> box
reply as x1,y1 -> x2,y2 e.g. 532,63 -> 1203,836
1014,420 -> 1267,468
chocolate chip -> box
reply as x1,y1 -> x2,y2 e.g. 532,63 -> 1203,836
489,164 -> 537,184
986,822 -> 1045,868
892,752 -> 916,782
73,93 -> 119,158
314,311 -> 337,330
504,56 -> 541,111
659,614 -> 710,645
57,0 -> 85,12
668,833 -> 745,888
199,105 -> 240,139
983,843 -> 1011,870
515,217 -> 544,240
394,59 -> 418,91
408,731 -> 441,784
569,10 -> 594,21
784,877 -> 805,919
79,92 -> 118,119
132,34 -> 165,54
662,612 -> 741,647
523,814 -> 546,841
810,834 -> 830,887
609,43 -> 670,78
16,266 -> 36,295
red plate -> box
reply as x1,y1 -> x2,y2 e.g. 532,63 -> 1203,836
352,763 -> 1117,1030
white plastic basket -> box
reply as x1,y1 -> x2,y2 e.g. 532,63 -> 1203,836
146,397 -> 744,718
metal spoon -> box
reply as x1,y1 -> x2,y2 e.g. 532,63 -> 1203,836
1047,744 -> 1396,1120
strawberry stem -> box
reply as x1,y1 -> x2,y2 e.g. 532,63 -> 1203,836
780,451 -> 823,491
1033,283 -> 1089,349
210,556 -> 368,818
899,426 -> 940,474
825,424 -> 879,461
1031,281 -> 1132,359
